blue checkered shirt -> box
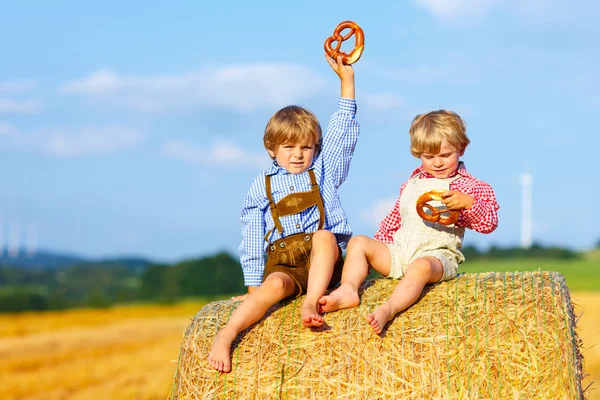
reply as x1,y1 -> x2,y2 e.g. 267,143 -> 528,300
239,98 -> 359,286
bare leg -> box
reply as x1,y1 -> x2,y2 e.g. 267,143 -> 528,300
208,272 -> 297,373
319,236 -> 391,313
301,230 -> 339,327
366,256 -> 443,334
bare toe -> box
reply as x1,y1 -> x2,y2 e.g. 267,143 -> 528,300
208,332 -> 233,373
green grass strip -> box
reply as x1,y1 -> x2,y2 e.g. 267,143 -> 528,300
284,296 -> 299,399
496,273 -> 503,397
557,274 -> 580,398
445,280 -> 451,395
455,275 -> 463,397
483,273 -> 492,395
471,273 -> 479,395
275,301 -> 289,397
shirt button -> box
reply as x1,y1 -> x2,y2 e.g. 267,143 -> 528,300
296,224 -> 301,229
290,186 -> 294,191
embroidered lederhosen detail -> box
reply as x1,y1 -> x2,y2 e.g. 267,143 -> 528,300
263,169 -> 343,295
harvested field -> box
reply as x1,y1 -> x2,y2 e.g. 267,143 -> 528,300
0,282 -> 598,399
0,302 -> 205,400
173,272 -> 587,399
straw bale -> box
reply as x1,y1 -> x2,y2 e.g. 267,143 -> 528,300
171,271 -> 585,399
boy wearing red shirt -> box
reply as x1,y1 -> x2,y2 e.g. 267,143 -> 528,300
319,110 -> 499,334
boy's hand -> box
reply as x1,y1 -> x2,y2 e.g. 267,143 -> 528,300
325,53 -> 355,99
231,286 -> 258,301
441,190 -> 474,210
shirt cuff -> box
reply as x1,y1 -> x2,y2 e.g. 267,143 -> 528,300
462,198 -> 486,224
338,97 -> 357,114
244,276 -> 262,287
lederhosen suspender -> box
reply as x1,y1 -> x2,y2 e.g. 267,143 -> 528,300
264,169 -> 325,243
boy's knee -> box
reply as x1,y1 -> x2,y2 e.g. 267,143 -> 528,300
264,274 -> 293,295
312,230 -> 337,246
407,258 -> 434,278
348,235 -> 370,250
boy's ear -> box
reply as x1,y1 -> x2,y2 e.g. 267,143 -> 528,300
459,148 -> 466,156
266,143 -> 276,159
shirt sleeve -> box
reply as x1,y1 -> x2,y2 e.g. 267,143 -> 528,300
457,180 -> 499,234
374,182 -> 408,244
238,187 -> 267,287
321,97 -> 359,188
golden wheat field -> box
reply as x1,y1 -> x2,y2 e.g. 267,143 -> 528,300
0,294 -> 598,400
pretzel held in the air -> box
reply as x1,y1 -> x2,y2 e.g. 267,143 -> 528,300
416,190 -> 460,226
324,21 -> 365,65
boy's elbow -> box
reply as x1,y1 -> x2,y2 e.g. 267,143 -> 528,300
479,221 -> 498,234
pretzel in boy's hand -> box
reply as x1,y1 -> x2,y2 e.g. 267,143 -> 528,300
324,21 -> 364,64
416,190 -> 460,225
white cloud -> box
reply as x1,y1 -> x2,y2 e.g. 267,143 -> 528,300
0,80 -> 36,94
60,70 -> 121,96
59,63 -> 326,113
0,125 -> 144,156
414,0 -> 499,21
0,121 -> 17,136
0,98 -> 42,114
372,64 -> 477,85
163,140 -> 269,168
360,198 -> 397,227
363,93 -> 406,112
415,0 -> 581,23
45,127 -> 143,156
506,0 -> 575,22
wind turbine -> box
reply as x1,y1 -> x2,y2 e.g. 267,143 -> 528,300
26,223 -> 37,258
0,214 -> 3,257
8,220 -> 20,258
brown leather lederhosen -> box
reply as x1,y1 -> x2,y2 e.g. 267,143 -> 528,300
263,169 -> 344,296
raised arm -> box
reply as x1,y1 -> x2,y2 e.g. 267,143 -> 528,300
321,54 -> 359,187
326,54 -> 355,100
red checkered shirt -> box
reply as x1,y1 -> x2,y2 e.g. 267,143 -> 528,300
374,162 -> 499,244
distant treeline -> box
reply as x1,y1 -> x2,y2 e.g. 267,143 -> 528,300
461,243 -> 581,260
0,252 -> 244,313
0,243 -> 589,313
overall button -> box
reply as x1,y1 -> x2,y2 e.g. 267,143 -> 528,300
270,245 -> 275,252
304,235 -> 311,241
280,242 -> 286,248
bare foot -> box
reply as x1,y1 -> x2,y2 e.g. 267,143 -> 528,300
318,283 -> 360,313
301,301 -> 324,327
208,330 -> 235,373
366,304 -> 394,335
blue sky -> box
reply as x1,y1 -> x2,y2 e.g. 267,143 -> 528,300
1,1 -> 599,262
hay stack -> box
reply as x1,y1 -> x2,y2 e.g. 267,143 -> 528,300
171,271 -> 585,399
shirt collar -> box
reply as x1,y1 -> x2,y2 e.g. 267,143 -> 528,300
265,160 -> 316,176
409,161 -> 472,179
266,161 -> 282,176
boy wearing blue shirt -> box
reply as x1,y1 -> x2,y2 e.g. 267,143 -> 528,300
209,54 -> 359,373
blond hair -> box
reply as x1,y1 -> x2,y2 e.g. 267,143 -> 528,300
263,106 -> 322,159
409,110 -> 470,157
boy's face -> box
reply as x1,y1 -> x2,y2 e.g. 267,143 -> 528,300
268,141 -> 316,174
420,139 -> 464,178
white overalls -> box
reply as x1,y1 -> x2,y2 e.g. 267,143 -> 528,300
386,173 -> 465,281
